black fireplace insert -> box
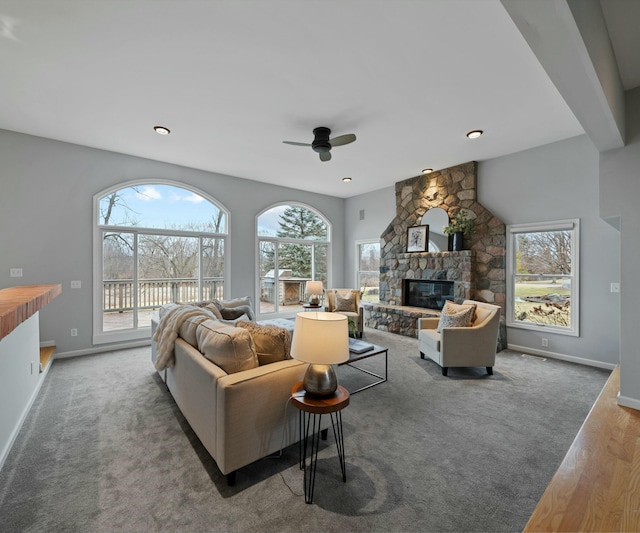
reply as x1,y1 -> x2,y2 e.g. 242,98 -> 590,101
403,279 -> 454,310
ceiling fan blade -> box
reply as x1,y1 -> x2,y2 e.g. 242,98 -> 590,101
329,133 -> 356,147
282,141 -> 312,147
320,151 -> 332,162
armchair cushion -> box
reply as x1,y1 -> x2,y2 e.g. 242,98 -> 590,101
335,291 -> 357,312
437,301 -> 476,332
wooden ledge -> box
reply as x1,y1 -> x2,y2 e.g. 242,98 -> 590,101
524,365 -> 640,532
0,284 -> 62,340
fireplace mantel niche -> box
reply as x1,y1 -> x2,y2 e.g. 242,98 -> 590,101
365,161 -> 506,347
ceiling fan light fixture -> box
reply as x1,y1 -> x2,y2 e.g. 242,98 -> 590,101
466,129 -> 483,139
154,126 -> 171,135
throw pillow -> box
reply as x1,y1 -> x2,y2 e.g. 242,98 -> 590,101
437,300 -> 476,332
196,319 -> 259,374
236,321 -> 291,365
334,291 -> 356,312
219,305 -> 253,321
211,297 -> 255,321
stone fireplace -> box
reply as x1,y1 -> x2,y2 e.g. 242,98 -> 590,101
363,161 -> 507,347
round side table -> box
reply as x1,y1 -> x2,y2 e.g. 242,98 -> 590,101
290,382 -> 350,504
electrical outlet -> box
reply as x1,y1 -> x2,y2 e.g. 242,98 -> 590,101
611,282 -> 620,293
541,338 -> 548,347
71,280 -> 81,289
70,328 -> 78,337
10,268 -> 23,277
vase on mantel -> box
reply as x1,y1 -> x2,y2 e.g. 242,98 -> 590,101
452,232 -> 464,251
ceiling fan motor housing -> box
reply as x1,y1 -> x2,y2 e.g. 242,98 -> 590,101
311,127 -> 331,153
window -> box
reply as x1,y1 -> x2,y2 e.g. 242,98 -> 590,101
257,204 -> 330,316
93,182 -> 228,344
507,219 -> 579,336
356,240 -> 380,303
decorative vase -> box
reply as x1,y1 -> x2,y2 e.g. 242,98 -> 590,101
452,231 -> 464,251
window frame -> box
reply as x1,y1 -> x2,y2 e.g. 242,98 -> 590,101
256,202 -> 331,318
506,218 -> 580,337
92,179 -> 229,345
355,239 -> 380,304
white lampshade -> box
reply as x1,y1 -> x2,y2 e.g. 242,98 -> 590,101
291,312 -> 349,365
306,281 -> 323,295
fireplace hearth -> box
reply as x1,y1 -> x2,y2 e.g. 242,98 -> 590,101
403,279 -> 454,310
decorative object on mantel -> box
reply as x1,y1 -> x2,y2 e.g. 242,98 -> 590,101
443,210 -> 475,251
407,225 -> 429,252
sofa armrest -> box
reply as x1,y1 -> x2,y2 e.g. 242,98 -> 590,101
417,317 -> 439,330
215,359 -> 307,474
440,325 -> 497,365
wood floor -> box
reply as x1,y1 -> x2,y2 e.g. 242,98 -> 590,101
524,365 -> 640,532
39,346 -> 55,372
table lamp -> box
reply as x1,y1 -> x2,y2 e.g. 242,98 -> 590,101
306,281 -> 323,306
291,312 -> 349,397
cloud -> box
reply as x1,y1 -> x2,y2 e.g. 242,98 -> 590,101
136,186 -> 162,201
184,193 -> 204,204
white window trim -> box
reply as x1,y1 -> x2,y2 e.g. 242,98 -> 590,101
255,202 -> 331,319
355,239 -> 380,296
92,179 -> 230,345
506,218 -> 579,337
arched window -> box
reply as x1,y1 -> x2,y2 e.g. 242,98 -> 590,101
93,182 -> 228,344
257,204 -> 330,316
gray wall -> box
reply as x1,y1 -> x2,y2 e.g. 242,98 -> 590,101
344,186 -> 395,287
600,87 -> 640,408
480,135 -> 619,367
345,135 -> 620,368
0,130 -> 345,354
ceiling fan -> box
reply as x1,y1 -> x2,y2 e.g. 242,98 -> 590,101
283,127 -> 356,161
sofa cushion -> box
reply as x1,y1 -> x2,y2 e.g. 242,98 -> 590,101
437,301 -> 476,332
236,321 -> 291,365
179,314 -> 213,348
334,291 -> 356,312
196,319 -> 258,374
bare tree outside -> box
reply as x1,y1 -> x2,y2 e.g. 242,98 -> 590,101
98,184 -> 227,332
514,230 -> 572,328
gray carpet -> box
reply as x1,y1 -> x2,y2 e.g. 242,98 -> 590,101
0,328 -> 610,533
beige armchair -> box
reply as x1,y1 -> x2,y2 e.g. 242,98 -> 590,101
418,300 -> 501,376
324,288 -> 364,337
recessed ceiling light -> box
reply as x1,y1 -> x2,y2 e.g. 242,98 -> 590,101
342,177 -> 352,182
154,126 -> 171,135
422,168 -> 433,174
466,130 -> 483,139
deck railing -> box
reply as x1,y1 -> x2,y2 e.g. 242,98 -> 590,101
103,278 -> 224,312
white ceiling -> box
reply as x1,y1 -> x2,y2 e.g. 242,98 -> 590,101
0,0 -> 636,198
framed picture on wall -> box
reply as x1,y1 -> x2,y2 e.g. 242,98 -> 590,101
407,225 -> 429,252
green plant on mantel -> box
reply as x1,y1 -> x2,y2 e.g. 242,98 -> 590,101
443,210 -> 475,236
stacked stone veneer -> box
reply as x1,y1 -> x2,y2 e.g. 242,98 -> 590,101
367,161 -> 507,347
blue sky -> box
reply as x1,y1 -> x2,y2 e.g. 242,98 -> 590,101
99,184 -> 285,235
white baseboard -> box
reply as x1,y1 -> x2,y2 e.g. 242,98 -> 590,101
0,356 -> 54,472
39,340 -> 56,348
617,393 -> 640,411
507,344 -> 616,371
54,339 -> 151,360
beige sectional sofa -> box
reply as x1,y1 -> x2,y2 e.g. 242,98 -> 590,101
151,299 -> 310,485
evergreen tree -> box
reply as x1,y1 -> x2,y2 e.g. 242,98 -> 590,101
275,206 -> 326,278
